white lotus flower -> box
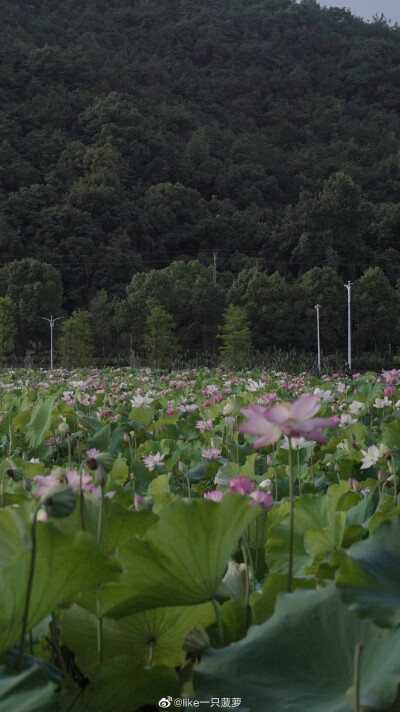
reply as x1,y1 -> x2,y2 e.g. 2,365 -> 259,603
360,444 -> 388,469
339,414 -> 358,427
314,388 -> 334,403
130,394 -> 154,408
348,400 -> 365,415
374,397 -> 392,408
280,436 -> 314,450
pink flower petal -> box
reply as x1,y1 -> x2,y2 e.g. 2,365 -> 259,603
290,394 -> 320,420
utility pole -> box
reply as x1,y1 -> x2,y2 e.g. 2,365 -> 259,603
314,304 -> 321,372
213,251 -> 217,286
344,281 -> 353,371
39,315 -> 62,370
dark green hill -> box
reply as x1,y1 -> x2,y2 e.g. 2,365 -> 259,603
1,0 -> 400,306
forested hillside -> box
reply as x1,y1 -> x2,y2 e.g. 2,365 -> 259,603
1,0 -> 400,360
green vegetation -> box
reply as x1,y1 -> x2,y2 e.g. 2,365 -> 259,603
59,310 -> 94,367
218,304 -> 252,368
144,301 -> 180,368
1,1 -> 400,363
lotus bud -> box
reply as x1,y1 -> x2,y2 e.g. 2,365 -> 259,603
183,625 -> 210,653
40,485 -> 76,518
23,476 -> 32,492
58,421 -> 71,437
86,451 -> 113,472
6,468 -> 23,482
94,452 -> 114,470
95,463 -> 108,488
378,469 -> 388,483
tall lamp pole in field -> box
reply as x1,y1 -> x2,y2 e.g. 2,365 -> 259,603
314,304 -> 321,372
344,281 -> 353,371
39,315 -> 62,370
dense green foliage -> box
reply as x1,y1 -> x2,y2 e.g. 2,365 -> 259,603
144,302 -> 181,367
1,3 -> 400,283
1,0 -> 400,361
59,309 -> 94,367
218,304 -> 252,368
0,367 -> 400,709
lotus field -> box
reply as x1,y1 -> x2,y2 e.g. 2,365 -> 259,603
2,366 -> 400,711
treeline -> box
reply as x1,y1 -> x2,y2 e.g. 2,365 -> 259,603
0,258 -> 397,367
1,1 -> 400,306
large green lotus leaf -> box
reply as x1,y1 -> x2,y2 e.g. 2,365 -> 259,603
265,494 -> 333,575
100,494 -> 258,617
129,407 -> 154,428
195,585 -> 400,712
12,408 -> 32,434
304,511 -> 346,561
381,418 -> 400,449
57,494 -> 157,553
0,524 -> 120,651
0,504 -> 31,568
108,454 -> 129,484
60,601 -> 215,672
71,657 -> 180,712
250,574 -> 315,625
207,600 -> 248,647
345,489 -> 379,527
26,398 -> 55,448
337,515 -> 400,628
0,665 -> 60,712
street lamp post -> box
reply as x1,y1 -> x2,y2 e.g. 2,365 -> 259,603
314,304 -> 321,372
344,281 -> 353,371
39,315 -> 62,370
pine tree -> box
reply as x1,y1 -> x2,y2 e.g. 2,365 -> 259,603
59,310 -> 94,368
0,297 -> 16,363
218,304 -> 252,368
143,302 -> 180,368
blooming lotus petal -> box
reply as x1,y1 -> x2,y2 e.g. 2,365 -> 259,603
204,490 -> 224,502
239,406 -> 276,434
290,394 -> 320,420
249,490 -> 274,511
230,477 -> 256,495
252,425 -> 283,449
263,405 -> 291,424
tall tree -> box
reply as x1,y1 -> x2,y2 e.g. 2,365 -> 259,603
0,259 -> 63,354
218,304 -> 252,369
143,302 -> 180,368
353,267 -> 400,354
59,310 -> 94,368
0,297 -> 16,363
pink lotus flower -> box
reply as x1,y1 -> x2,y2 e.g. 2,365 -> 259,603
329,415 -> 341,426
204,490 -> 225,502
382,369 -> 400,384
143,451 -> 165,472
34,469 -> 94,497
201,448 -> 222,460
230,477 -> 256,494
384,386 -> 396,396
239,395 -> 332,449
249,490 -> 274,511
261,392 -> 278,405
195,419 -> 213,433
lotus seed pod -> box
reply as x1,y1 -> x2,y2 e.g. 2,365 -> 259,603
40,485 -> 76,519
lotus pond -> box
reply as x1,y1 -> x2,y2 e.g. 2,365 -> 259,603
1,366 -> 400,712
